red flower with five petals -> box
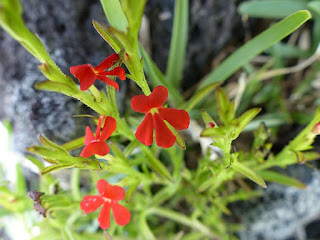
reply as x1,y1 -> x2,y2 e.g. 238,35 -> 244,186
70,53 -> 126,91
131,86 -> 190,148
80,116 -> 116,158
80,179 -> 131,229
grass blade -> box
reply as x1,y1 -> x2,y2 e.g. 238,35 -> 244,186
166,0 -> 189,88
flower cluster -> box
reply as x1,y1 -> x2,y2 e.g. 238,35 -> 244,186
80,179 -> 130,229
71,53 -> 190,230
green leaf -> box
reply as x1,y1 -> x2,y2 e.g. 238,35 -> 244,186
42,163 -> 74,175
38,135 -> 68,153
109,142 -> 130,165
120,0 -> 146,37
184,82 -> 220,112
125,178 -> 140,202
138,44 -> 184,106
92,20 -> 122,53
16,164 -> 26,195
100,0 -> 128,32
164,122 -> 186,150
34,80 -> 77,96
231,161 -> 267,188
139,213 -> 156,240
238,0 -> 308,19
258,170 -> 306,189
308,1 -> 320,16
231,108 -> 261,139
217,88 -> 235,124
201,126 -> 226,138
166,0 -> 189,88
61,136 -> 85,151
201,110 -> 216,127
188,10 -> 311,111
141,146 -> 173,182
27,146 -> 69,161
26,155 -> 44,171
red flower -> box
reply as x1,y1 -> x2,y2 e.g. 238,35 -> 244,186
80,116 -> 116,158
131,86 -> 190,148
70,53 -> 126,91
80,179 -> 131,229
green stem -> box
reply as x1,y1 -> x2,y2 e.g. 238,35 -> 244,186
71,168 -> 81,201
107,86 -> 119,118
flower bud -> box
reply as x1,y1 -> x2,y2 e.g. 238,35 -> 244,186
312,122 -> 320,135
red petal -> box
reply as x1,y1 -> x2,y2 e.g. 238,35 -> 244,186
94,54 -> 119,72
95,116 -> 104,139
131,95 -> 151,113
102,67 -> 126,80
84,126 -> 94,145
80,195 -> 104,213
153,113 -> 176,148
97,179 -> 110,196
80,141 -> 110,158
100,117 -> 117,142
96,75 -> 120,91
98,202 -> 111,229
158,107 -> 190,130
135,113 -> 154,146
70,64 -> 96,91
111,202 -> 131,226
148,86 -> 168,108
97,179 -> 125,201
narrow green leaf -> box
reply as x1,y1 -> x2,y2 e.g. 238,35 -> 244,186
139,213 -> 156,240
35,80 -> 77,95
61,136 -> 85,151
109,142 -> 130,165
141,146 -> 173,182
201,126 -> 225,138
217,87 -> 235,123
184,82 -> 220,112
16,164 -> 26,195
231,108 -> 261,139
139,43 -> 184,106
258,170 -> 306,189
120,0 -> 146,37
188,10 -> 311,111
42,164 -> 74,175
231,161 -> 267,188
239,0 -> 308,19
92,20 -> 122,53
308,1 -> 320,16
165,122 -> 186,150
100,0 -> 128,32
201,110 -> 216,127
27,146 -> 68,161
26,155 -> 44,171
147,207 -> 218,239
166,0 -> 189,88
125,179 -> 140,202
38,135 -> 68,153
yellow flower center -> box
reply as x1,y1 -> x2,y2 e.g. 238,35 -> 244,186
149,107 -> 159,115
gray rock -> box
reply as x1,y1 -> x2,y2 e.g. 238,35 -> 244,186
234,165 -> 320,240
0,0 -> 115,152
